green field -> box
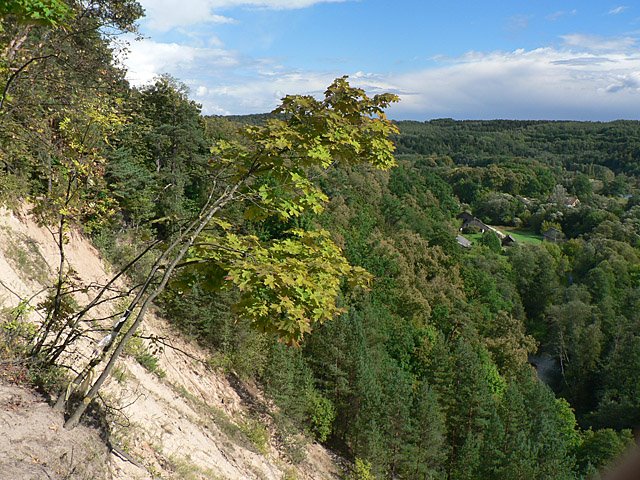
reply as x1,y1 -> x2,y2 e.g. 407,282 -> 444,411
462,227 -> 543,246
464,232 -> 484,244
497,227 -> 543,244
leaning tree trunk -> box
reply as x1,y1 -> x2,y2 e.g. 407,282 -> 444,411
44,239 -> 161,366
62,185 -> 239,428
53,193 -> 215,413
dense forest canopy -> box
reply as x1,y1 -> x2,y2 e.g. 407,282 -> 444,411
2,2 -> 640,478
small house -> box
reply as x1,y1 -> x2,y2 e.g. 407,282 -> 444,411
457,212 -> 490,233
456,235 -> 472,248
501,234 -> 517,247
565,197 -> 580,208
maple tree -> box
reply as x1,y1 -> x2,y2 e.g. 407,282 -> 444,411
58,77 -> 399,427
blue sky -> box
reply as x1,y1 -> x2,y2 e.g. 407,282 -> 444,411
122,1 -> 640,119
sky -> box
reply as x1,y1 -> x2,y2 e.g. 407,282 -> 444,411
120,0 -> 640,120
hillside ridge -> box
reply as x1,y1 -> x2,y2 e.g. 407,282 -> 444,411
0,206 -> 341,480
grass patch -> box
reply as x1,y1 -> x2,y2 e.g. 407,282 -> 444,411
167,454 -> 224,480
208,405 -> 267,454
134,351 -> 166,378
464,232 -> 483,244
124,336 -> 166,378
170,382 -> 269,456
463,228 -> 542,246
0,227 -> 50,284
281,467 -> 299,480
111,364 -> 129,384
499,227 -> 543,245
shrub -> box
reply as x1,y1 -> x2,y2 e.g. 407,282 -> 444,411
306,391 -> 335,442
348,458 -> 376,480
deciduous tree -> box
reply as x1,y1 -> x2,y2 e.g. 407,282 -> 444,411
58,77 -> 399,427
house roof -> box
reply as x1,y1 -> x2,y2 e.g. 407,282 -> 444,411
502,234 -> 517,245
456,235 -> 472,248
565,197 -> 580,207
457,212 -> 475,221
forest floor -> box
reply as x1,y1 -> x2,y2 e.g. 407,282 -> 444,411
0,207 -> 342,480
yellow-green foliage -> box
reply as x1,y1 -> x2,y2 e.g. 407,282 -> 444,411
0,302 -> 37,358
190,78 -> 399,345
190,229 -> 371,345
307,391 -> 335,442
124,336 -> 165,378
239,418 -> 269,455
348,458 -> 376,480
0,0 -> 72,27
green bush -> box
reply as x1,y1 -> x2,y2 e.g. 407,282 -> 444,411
240,418 -> 269,454
0,303 -> 37,358
0,173 -> 29,210
348,458 -> 376,480
480,231 -> 502,252
27,361 -> 66,392
306,391 -> 335,442
125,336 -> 166,378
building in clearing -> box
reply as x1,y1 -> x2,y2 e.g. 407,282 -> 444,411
501,234 -> 517,247
457,212 -> 505,239
456,235 -> 472,248
457,212 -> 490,233
565,197 -> 580,208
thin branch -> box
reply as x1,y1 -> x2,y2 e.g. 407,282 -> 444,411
136,333 -> 209,367
0,279 -> 23,301
64,184 -> 243,427
0,54 -> 58,111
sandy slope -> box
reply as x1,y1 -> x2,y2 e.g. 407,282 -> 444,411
0,381 -> 109,480
0,207 -> 342,480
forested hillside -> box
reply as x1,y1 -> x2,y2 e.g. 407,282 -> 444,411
1,2 -> 640,479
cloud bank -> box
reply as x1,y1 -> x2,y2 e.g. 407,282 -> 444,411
388,48 -> 640,120
139,0 -> 348,31
123,34 -> 640,120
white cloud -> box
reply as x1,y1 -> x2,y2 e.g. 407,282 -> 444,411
385,48 -> 640,120
609,6 -> 628,15
124,38 -> 240,86
141,0 -> 235,31
139,0 -> 348,31
121,36 -> 640,120
561,33 -> 637,52
196,85 -> 209,96
605,72 -> 640,93
546,9 -> 577,21
209,0 -> 347,7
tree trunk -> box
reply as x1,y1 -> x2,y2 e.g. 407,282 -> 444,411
62,185 -> 239,427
